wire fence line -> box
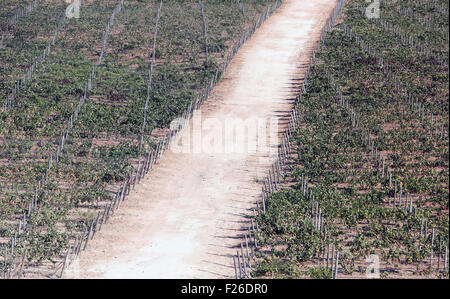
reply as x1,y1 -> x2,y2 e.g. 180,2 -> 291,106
353,3 -> 448,67
240,0 -> 448,279
1,0 -> 284,279
198,0 -> 209,65
236,0 -> 246,18
231,0 -> 345,280
342,23 -> 448,132
0,0 -> 42,46
1,0 -> 74,113
139,0 -> 163,152
396,0 -> 449,18
391,3 -> 449,40
322,64 -> 446,274
56,0 -> 284,280
1,0 -> 125,279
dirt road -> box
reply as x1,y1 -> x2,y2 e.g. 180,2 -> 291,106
65,0 -> 337,279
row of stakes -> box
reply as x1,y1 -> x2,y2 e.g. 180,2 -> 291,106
38,0 -> 285,279
394,2 -> 449,39
326,65 -> 448,273
342,23 -> 448,140
198,0 -> 209,64
380,0 -> 449,18
317,25 -> 449,275
231,0 -> 346,279
0,0 -> 42,47
1,0 -> 74,113
236,0 -> 247,18
236,0 -> 448,278
344,21 -> 448,113
355,3 -> 448,67
1,0 -> 125,279
328,28 -> 448,189
0,0 -> 182,277
147,0 -> 285,146
139,0 -> 163,151
59,0 -> 285,279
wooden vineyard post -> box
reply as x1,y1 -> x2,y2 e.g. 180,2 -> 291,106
438,236 -> 442,272
99,203 -> 109,231
430,228 -> 435,267
59,246 -> 70,279
237,251 -> 242,278
70,236 -> 79,261
333,251 -> 339,279
248,228 -> 254,258
93,211 -> 101,238
3,245 -> 7,279
261,188 -> 266,214
241,243 -> 248,278
83,221 -> 94,251
233,256 -> 238,279
326,243 -> 330,269
245,235 -> 250,266
330,243 -> 335,277
444,246 -> 448,273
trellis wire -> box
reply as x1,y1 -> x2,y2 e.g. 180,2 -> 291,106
198,0 -> 209,65
236,0 -> 246,18
0,0 -> 42,48
234,0 -> 345,279
53,0 -> 283,279
247,0 -> 448,279
1,0 -> 76,113
139,0 -> 163,151
354,3 -> 448,67
389,2 -> 449,40
1,0 -> 125,279
342,23 -> 448,139
321,40 -> 446,276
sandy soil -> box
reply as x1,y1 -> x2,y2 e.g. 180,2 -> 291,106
64,0 -> 337,279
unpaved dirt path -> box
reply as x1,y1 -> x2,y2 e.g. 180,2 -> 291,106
65,0 -> 337,279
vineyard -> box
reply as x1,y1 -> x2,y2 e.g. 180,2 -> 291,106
0,0 -> 281,278
0,0 -> 448,280
245,0 -> 449,279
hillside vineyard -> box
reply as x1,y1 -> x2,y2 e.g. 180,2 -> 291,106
0,0 -> 448,279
